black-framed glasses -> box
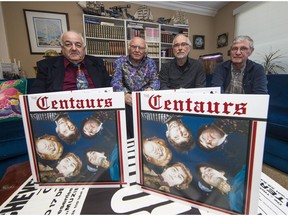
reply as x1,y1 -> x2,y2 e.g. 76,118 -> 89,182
173,42 -> 189,48
231,46 -> 249,53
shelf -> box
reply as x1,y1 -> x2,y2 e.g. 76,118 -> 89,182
82,14 -> 189,74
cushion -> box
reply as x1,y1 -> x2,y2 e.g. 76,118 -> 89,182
0,78 -> 27,122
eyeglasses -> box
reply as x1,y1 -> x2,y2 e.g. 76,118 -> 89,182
173,42 -> 190,48
231,46 -> 249,53
63,42 -> 84,49
129,45 -> 146,51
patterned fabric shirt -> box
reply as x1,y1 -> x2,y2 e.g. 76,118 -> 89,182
30,112 -> 66,121
225,64 -> 245,94
214,119 -> 249,134
141,112 -> 182,124
111,55 -> 160,92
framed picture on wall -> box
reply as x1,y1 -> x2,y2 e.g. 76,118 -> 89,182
23,9 -> 69,54
193,35 -> 205,49
217,33 -> 228,48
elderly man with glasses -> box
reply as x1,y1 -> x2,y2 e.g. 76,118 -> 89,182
211,35 -> 268,94
30,30 -> 111,93
111,36 -> 160,138
159,34 -> 206,90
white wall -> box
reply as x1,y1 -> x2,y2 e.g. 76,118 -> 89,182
234,2 -> 288,74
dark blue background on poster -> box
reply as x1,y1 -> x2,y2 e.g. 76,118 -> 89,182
29,110 -> 119,182
140,112 -> 250,213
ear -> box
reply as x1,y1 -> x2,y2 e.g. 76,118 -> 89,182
248,47 -> 254,56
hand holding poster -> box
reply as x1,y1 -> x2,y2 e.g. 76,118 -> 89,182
132,90 -> 269,214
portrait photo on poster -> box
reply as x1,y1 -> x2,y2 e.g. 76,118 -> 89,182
29,110 -> 122,185
139,112 -> 250,214
132,91 -> 269,215
193,35 -> 205,49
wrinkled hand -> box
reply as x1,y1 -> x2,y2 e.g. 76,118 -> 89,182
125,93 -> 132,106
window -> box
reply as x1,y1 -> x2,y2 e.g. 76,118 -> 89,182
234,2 -> 288,73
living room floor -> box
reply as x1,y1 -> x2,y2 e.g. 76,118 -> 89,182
262,163 -> 288,189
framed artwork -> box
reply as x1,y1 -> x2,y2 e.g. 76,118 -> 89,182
193,35 -> 205,49
217,33 -> 228,48
23,9 -> 69,54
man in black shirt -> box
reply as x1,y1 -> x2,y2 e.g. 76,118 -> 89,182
159,34 -> 206,89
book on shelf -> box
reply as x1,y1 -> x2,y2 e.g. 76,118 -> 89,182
86,40 -> 125,56
127,22 -> 144,29
145,27 -> 160,42
85,23 -> 124,39
104,60 -> 115,77
100,21 -> 115,26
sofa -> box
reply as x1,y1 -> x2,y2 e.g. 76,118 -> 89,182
0,78 -> 35,179
1,75 -> 287,180
263,74 -> 288,173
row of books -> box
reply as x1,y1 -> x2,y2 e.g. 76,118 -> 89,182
144,27 -> 160,42
127,29 -> 145,40
161,48 -> 174,57
85,22 -> 125,39
103,60 -> 114,76
86,40 -> 125,56
147,43 -> 160,57
161,32 -> 176,43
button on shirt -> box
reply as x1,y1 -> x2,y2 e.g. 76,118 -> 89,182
63,58 -> 94,91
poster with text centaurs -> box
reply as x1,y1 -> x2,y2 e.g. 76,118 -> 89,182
132,90 -> 269,214
19,88 -> 129,188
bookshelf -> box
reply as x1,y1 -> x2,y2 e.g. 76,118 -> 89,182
83,14 -> 189,75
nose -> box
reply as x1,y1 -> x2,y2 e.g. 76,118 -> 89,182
71,43 -> 77,50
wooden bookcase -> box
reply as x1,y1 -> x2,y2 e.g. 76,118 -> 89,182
83,14 -> 189,76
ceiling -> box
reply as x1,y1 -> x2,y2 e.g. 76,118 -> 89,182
135,1 -> 229,17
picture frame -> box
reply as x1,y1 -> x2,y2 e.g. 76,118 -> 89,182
217,33 -> 228,48
23,9 -> 69,54
193,35 -> 205,49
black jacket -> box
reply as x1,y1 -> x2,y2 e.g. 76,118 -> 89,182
30,55 -> 111,93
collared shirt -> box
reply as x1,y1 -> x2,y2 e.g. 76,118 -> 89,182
159,57 -> 206,90
211,59 -> 268,94
225,64 -> 245,94
111,55 -> 160,92
63,58 -> 94,91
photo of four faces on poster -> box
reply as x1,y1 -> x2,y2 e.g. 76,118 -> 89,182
29,109 -> 250,214
30,110 -> 120,184
141,112 -> 250,214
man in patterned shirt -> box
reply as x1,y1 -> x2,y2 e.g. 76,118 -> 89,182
211,35 -> 268,94
111,37 -> 160,138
